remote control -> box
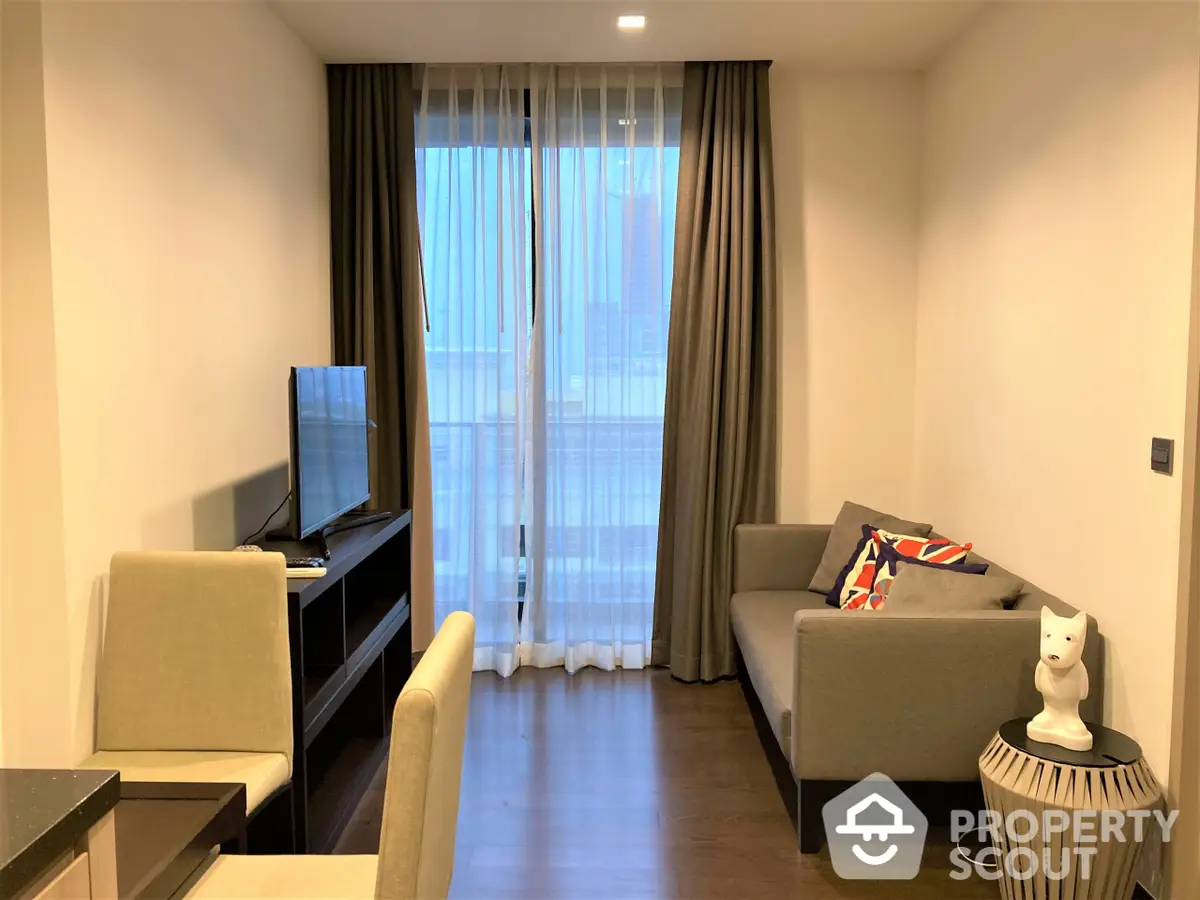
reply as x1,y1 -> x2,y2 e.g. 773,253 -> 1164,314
285,556 -> 325,568
286,566 -> 327,579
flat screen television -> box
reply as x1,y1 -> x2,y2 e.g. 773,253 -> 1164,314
287,365 -> 370,540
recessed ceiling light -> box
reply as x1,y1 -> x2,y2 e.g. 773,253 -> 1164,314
617,14 -> 646,31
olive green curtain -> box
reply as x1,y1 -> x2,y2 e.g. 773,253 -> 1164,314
328,64 -> 436,651
652,61 -> 779,682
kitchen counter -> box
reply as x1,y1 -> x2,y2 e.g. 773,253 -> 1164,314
0,769 -> 120,898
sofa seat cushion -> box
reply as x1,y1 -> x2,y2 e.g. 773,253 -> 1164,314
188,854 -> 377,898
80,749 -> 289,813
730,590 -> 828,765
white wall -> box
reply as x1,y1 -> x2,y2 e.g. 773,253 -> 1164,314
1,0 -> 74,766
772,71 -> 923,524
1,0 -> 330,765
1,0 -> 8,768
1,0 -> 7,768
915,1 -> 1199,784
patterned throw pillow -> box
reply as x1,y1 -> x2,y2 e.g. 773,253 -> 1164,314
860,542 -> 989,611
827,525 -> 975,609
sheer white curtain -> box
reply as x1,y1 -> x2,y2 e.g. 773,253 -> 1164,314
523,65 -> 683,671
416,66 -> 529,675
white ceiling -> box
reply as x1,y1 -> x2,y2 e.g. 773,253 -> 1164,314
269,1 -> 987,69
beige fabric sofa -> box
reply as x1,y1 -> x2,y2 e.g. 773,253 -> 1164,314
729,524 -> 1104,852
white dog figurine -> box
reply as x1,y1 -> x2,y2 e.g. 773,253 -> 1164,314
1027,606 -> 1093,752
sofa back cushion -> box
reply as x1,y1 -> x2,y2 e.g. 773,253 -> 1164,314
964,550 -> 1083,618
831,528 -> 981,610
884,562 -> 1024,612
809,502 -> 932,594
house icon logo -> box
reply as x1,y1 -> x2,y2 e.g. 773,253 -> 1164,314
822,774 -> 928,880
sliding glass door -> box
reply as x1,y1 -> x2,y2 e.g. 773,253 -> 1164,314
416,67 -> 530,676
524,67 -> 681,671
416,64 -> 681,674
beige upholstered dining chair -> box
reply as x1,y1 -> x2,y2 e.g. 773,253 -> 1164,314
78,551 -> 293,815
187,610 -> 475,900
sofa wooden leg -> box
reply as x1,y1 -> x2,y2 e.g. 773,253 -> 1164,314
797,780 -> 827,854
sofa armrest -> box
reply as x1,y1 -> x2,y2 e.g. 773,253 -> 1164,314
733,524 -> 831,594
790,609 -> 1103,782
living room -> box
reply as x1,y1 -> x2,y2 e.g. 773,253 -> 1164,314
1,1 -> 1198,898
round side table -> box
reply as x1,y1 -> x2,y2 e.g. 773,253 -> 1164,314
978,719 -> 1162,900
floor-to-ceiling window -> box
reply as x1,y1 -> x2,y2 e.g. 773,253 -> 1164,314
417,64 -> 681,674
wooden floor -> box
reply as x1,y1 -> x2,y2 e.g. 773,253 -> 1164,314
336,667 -> 999,899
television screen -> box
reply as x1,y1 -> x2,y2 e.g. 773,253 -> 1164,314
290,366 -> 370,539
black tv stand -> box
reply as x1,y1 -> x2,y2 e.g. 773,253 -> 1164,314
262,511 -> 413,852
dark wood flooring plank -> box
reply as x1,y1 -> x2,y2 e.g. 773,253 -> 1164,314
337,667 -> 999,899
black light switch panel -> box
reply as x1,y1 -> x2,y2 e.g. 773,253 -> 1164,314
1151,437 -> 1174,475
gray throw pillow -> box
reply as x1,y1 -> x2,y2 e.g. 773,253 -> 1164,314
885,562 -> 1024,612
808,501 -> 933,595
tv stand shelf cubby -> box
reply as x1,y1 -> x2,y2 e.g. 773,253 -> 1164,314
271,510 -> 413,853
